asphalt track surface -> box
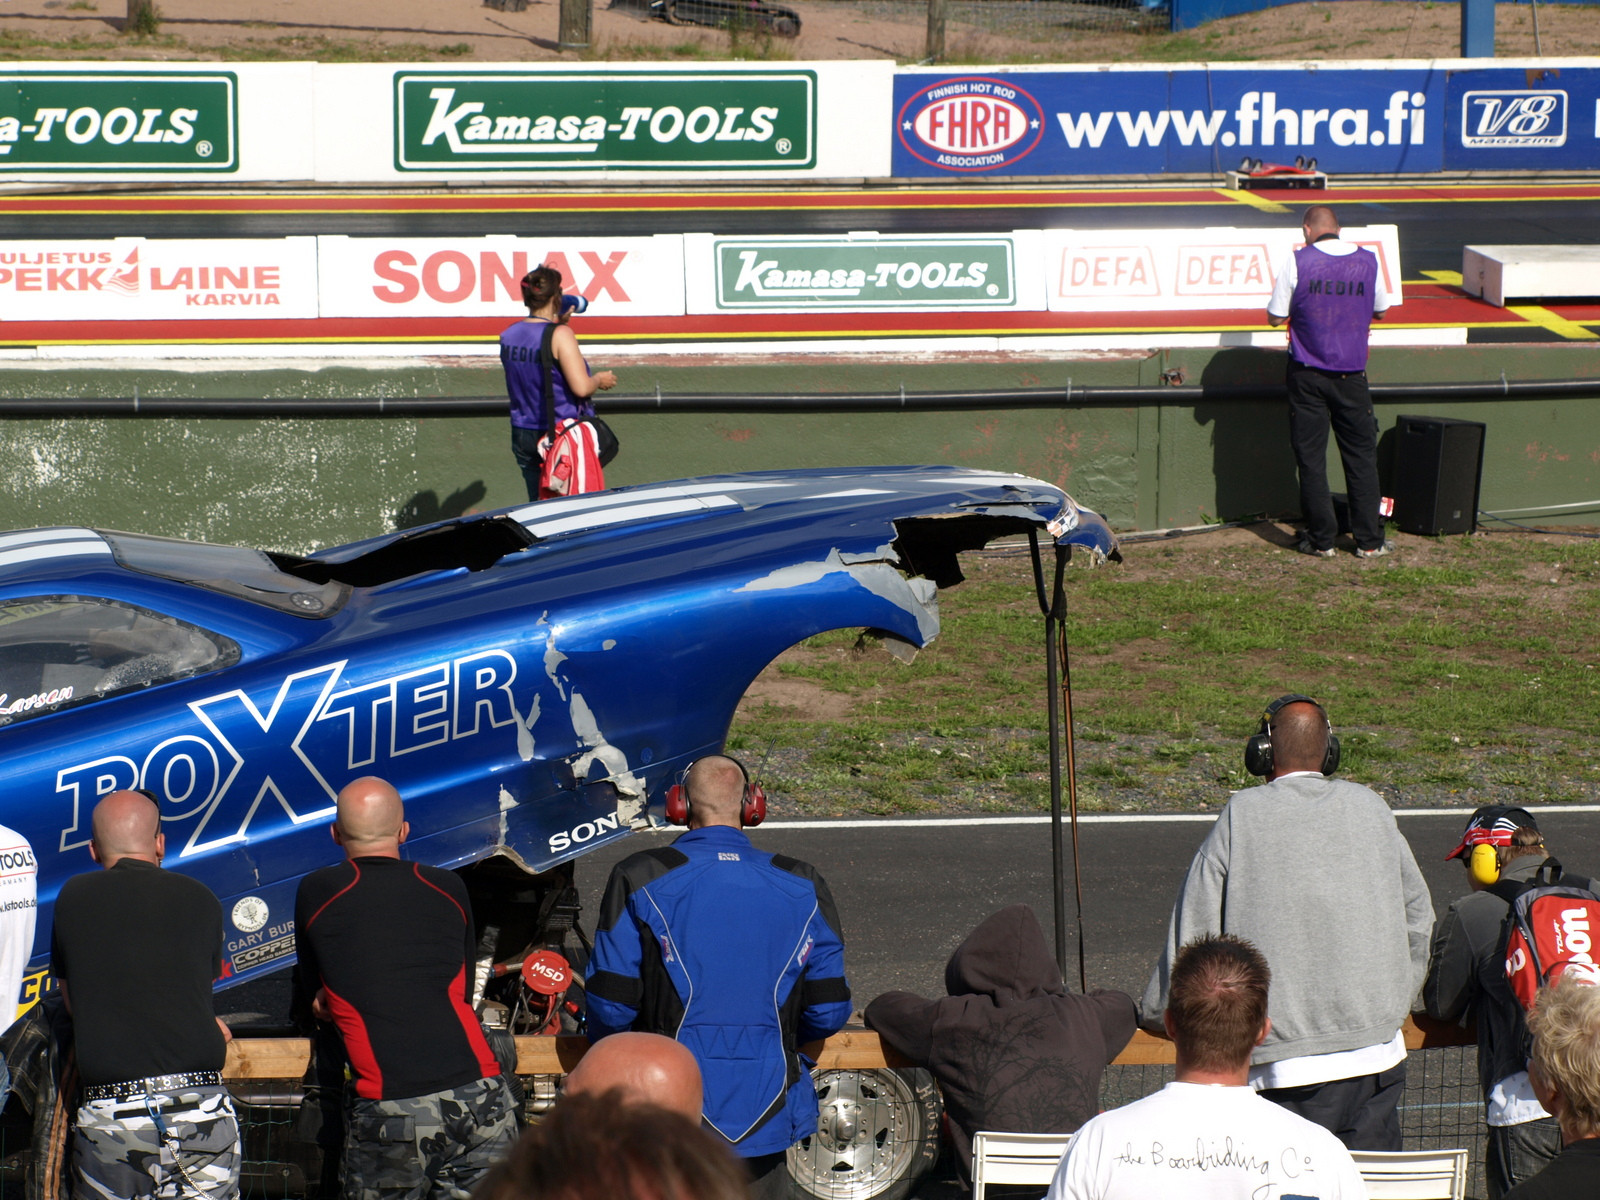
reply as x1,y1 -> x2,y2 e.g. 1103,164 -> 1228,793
215,804 -> 1600,1022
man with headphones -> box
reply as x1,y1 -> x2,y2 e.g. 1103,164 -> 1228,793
1141,694 -> 1432,1151
586,755 -> 852,1197
1423,806 -> 1588,1196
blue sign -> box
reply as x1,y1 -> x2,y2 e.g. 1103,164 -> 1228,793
1444,66 -> 1600,171
893,67 -> 1447,177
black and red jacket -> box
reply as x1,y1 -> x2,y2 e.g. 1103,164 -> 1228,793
294,856 -> 499,1101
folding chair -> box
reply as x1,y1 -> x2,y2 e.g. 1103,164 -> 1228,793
1349,1148 -> 1470,1200
969,1130 -> 1075,1200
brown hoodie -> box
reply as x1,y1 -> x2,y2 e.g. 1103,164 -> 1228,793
863,904 -> 1135,1180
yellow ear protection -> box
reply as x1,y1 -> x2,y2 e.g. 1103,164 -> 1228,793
1470,842 -> 1501,887
1243,693 -> 1341,778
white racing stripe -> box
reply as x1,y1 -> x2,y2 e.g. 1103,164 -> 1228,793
520,495 -> 742,539
0,540 -> 113,569
0,528 -> 102,551
508,480 -> 792,525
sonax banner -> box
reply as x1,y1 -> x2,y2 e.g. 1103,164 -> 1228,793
684,232 -> 1045,313
0,238 -> 319,320
1041,225 -> 1401,312
316,236 -> 685,318
0,64 -> 313,182
894,65 -> 1447,176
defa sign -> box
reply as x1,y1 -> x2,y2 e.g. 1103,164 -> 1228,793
394,71 -> 816,170
0,72 -> 236,171
700,236 -> 1019,311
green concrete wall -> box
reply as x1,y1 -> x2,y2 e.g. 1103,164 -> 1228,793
1,344 -> 1596,550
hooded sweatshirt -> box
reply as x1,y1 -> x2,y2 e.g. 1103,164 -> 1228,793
864,905 -> 1136,1179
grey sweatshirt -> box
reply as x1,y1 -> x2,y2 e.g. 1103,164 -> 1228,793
1141,773 -> 1433,1064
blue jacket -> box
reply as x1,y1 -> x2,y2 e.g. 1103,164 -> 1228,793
587,825 -> 852,1156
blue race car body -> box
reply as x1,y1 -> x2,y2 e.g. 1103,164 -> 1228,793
0,466 -> 1115,1006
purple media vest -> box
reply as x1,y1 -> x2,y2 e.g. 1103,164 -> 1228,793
1288,244 -> 1380,374
500,318 -> 593,432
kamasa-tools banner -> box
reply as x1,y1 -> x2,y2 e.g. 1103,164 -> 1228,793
894,64 -> 1447,176
315,236 -> 685,318
1042,226 -> 1401,312
315,62 -> 891,182
0,238 -> 319,320
0,64 -> 313,181
683,232 -> 1046,313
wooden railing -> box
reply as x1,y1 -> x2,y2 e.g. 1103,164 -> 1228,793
222,1013 -> 1474,1080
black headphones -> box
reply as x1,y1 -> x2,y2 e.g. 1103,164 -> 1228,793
1243,694 -> 1341,778
664,756 -> 766,828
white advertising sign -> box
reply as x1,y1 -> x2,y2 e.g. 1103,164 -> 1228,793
0,62 -> 314,183
315,235 -> 685,318
311,61 -> 892,183
0,237 -> 319,320
1042,225 -> 1402,312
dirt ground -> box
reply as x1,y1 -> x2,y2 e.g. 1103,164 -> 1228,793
0,0 -> 1593,64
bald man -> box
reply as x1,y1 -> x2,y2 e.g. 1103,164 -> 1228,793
51,789 -> 240,1199
588,755 -> 851,1198
1141,695 -> 1431,1152
294,778 -> 517,1200
1266,204 -> 1392,559
562,1031 -> 703,1119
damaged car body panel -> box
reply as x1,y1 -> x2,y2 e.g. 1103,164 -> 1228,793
0,467 -> 1114,1000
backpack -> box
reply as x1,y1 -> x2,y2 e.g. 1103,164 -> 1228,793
1489,857 -> 1600,1012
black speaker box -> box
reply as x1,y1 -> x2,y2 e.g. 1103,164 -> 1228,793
1392,415 -> 1485,536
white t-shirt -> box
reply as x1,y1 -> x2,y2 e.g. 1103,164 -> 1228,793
1047,1081 -> 1368,1200
0,824 -> 36,1022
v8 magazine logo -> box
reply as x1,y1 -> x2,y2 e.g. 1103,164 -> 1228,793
1461,90 -> 1567,148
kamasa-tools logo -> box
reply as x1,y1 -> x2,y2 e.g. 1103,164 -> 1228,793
898,77 -> 1044,172
394,71 -> 816,171
0,72 -> 236,171
1461,90 -> 1567,148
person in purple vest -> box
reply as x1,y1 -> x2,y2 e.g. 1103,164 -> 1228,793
500,264 -> 616,503
1267,205 -> 1392,559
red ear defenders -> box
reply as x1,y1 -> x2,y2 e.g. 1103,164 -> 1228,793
1243,693 -> 1341,778
664,756 -> 766,827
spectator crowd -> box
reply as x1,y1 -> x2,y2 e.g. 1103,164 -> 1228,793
6,702 -> 1600,1200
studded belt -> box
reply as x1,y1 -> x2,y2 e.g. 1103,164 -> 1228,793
81,1071 -> 224,1103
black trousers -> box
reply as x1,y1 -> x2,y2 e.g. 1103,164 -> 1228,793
1258,1062 -> 1405,1151
1285,361 -> 1384,552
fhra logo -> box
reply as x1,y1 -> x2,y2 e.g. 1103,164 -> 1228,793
1461,90 -> 1567,148
898,77 -> 1044,172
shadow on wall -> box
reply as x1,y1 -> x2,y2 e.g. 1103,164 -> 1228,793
1193,349 -> 1300,524
394,482 -> 488,530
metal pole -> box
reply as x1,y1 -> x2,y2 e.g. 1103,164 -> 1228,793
925,0 -> 947,63
1058,570 -> 1088,995
1029,533 -> 1068,978
558,0 -> 591,51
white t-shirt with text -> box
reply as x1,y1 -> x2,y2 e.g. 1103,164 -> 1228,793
0,824 -> 37,1022
1047,1081 -> 1368,1200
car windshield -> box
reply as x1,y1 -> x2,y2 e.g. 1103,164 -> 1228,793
103,531 -> 349,618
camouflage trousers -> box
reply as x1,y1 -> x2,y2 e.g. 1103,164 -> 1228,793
74,1085 -> 240,1200
342,1076 -> 518,1200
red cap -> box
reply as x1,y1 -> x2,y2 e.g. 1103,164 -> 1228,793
521,950 -> 572,996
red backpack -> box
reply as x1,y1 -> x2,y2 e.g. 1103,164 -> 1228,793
1490,858 -> 1600,1011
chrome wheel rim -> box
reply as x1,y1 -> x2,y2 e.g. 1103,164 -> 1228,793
787,1069 -> 919,1199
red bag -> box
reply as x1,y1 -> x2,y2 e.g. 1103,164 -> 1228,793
538,418 -> 605,500
1491,858 -> 1600,1010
